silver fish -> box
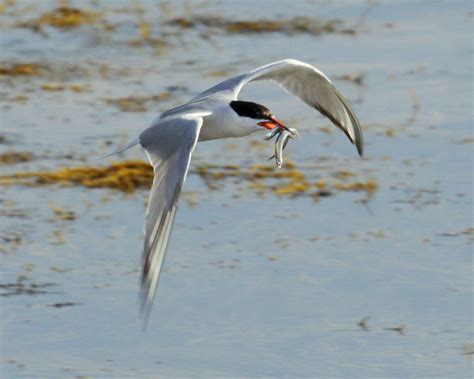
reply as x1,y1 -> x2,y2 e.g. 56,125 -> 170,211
264,127 -> 282,140
275,130 -> 291,168
282,127 -> 298,150
274,131 -> 284,168
269,127 -> 298,168
286,127 -> 298,138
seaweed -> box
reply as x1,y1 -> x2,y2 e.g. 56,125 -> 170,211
0,63 -> 45,76
0,161 -> 153,193
106,93 -> 173,112
19,6 -> 99,29
0,160 -> 377,201
0,151 -> 34,164
167,16 -> 357,36
195,161 -> 377,200
335,72 -> 366,86
0,276 -> 58,297
127,21 -> 168,54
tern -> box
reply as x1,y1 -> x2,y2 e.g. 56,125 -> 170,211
108,59 -> 363,322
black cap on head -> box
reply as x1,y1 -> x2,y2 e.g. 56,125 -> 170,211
230,100 -> 272,120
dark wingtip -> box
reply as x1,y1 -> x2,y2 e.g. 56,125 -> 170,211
330,87 -> 364,158
356,139 -> 364,157
138,274 -> 152,331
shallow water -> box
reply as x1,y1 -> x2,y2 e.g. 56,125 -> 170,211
1,0 -> 472,377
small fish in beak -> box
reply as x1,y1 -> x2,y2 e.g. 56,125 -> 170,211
264,126 -> 282,140
264,124 -> 299,168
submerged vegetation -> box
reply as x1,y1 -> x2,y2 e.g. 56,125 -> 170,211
196,161 -> 377,201
0,277 -> 58,297
0,63 -> 45,76
0,160 -> 377,201
18,6 -> 99,29
167,16 -> 357,36
0,161 -> 153,193
0,151 -> 34,164
106,93 -> 173,112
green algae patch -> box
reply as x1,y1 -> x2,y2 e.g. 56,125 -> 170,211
0,161 -> 153,193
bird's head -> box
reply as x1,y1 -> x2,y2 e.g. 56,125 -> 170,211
229,100 -> 289,132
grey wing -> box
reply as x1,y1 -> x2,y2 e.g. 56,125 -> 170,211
192,73 -> 248,100
196,59 -> 363,156
138,116 -> 203,323
245,59 -> 363,156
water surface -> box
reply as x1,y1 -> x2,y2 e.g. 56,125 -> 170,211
1,0 -> 472,377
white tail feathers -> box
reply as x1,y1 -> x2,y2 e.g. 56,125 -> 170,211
99,138 -> 140,160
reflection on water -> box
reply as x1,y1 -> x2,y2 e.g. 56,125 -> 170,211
1,0 -> 472,377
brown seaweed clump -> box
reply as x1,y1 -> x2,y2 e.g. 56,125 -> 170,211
19,6 -> 99,29
0,63 -> 45,76
195,161 -> 377,201
334,180 -> 378,199
0,160 -> 377,201
167,16 -> 356,36
128,21 -> 168,54
0,151 -> 34,164
335,72 -> 366,86
106,93 -> 173,112
39,83 -> 85,92
48,203 -> 77,221
0,161 -> 153,193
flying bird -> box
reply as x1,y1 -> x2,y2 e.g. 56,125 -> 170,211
107,59 -> 363,322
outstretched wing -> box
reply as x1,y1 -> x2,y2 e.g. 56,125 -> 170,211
138,115 -> 203,323
196,59 -> 363,156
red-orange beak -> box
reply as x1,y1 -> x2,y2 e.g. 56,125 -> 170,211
258,116 -> 288,131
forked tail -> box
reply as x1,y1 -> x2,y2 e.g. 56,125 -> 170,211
99,138 -> 140,160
